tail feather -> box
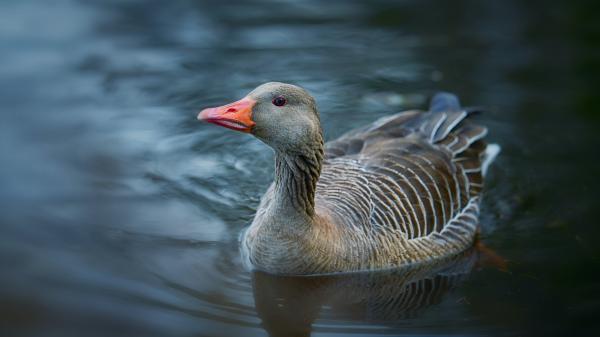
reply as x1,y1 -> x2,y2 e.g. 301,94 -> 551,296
481,144 -> 500,177
426,92 -> 499,183
430,92 -> 461,113
432,110 -> 468,143
426,92 -> 478,144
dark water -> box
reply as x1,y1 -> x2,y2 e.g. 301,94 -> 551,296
1,0 -> 599,336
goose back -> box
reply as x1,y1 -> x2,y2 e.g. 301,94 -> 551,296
311,92 -> 496,269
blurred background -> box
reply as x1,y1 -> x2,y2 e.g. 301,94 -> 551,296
1,0 -> 599,336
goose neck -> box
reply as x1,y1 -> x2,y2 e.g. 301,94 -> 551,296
272,142 -> 323,219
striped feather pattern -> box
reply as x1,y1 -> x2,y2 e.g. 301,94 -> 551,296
243,92 -> 497,274
316,94 -> 490,268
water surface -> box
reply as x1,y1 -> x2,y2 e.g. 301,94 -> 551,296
1,0 -> 599,336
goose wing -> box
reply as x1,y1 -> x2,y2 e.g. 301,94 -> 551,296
319,93 -> 497,240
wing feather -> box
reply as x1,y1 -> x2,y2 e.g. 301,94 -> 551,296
318,92 -> 497,244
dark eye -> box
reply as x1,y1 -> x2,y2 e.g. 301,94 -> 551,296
272,96 -> 287,107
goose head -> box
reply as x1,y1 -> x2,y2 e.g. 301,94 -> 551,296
198,82 -> 321,153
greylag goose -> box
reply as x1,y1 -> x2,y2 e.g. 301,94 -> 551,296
198,82 -> 499,275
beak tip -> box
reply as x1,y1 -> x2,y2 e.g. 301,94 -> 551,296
197,108 -> 210,121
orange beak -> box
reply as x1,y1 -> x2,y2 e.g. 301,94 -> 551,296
197,97 -> 256,133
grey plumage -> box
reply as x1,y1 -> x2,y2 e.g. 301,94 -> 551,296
200,82 -> 498,275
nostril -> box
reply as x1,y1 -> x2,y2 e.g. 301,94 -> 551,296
227,108 -> 237,113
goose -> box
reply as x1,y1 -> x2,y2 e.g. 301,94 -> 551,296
198,82 -> 499,275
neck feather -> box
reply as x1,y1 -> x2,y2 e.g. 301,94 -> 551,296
273,136 -> 324,218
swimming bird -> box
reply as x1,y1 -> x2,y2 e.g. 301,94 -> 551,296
198,82 -> 499,275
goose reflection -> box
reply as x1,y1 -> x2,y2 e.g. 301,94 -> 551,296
252,246 -> 491,337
